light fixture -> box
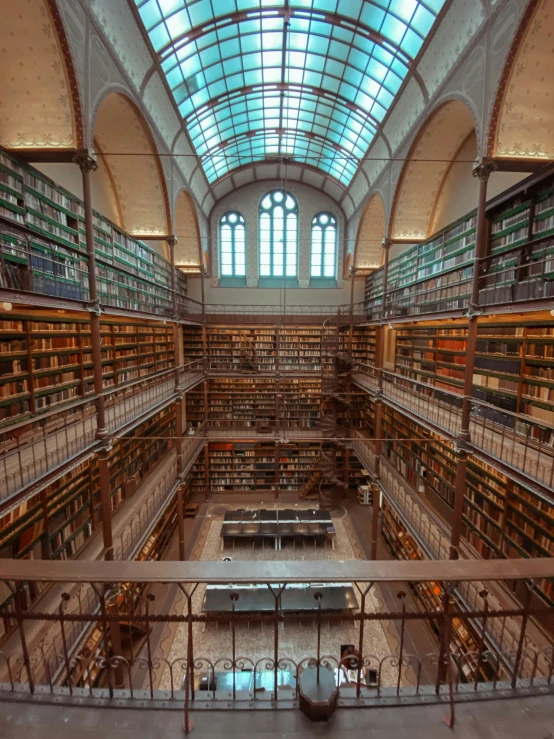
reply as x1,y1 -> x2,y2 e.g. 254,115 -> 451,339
2,302 -> 12,312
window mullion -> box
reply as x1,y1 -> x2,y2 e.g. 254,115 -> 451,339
232,225 -> 236,277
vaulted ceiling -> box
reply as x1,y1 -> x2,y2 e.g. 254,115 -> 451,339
134,0 -> 446,191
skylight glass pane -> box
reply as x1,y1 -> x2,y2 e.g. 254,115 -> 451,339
135,0 -> 446,185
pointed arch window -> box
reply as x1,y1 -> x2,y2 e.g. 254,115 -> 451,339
219,211 -> 246,277
311,212 -> 337,278
259,190 -> 298,278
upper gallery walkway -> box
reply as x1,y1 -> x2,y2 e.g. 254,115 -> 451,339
0,361 -> 205,507
352,364 -> 554,492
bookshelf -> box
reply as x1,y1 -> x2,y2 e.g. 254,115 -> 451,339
381,501 -> 500,682
0,313 -> 174,429
350,325 -> 377,368
194,326 -> 327,373
0,148 -> 188,315
182,325 -> 204,362
187,440 -> 322,496
382,407 -> 458,521
363,168 -> 554,317
207,327 -> 276,372
385,211 -> 476,318
472,318 -> 554,440
363,268 -> 384,320
394,322 -> 468,395
0,406 -> 174,575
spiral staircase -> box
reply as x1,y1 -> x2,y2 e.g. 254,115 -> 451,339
317,315 -> 351,509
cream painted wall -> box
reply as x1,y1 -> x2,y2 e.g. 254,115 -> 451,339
187,275 -> 365,308
431,133 -> 530,232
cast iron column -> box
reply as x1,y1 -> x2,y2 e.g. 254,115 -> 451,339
449,158 -> 496,559
373,238 -> 391,478
75,150 -> 114,562
74,149 -> 107,439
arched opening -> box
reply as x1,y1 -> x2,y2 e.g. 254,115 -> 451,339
0,0 -> 82,149
489,0 -> 554,162
93,93 -> 170,241
174,190 -> 202,273
390,100 -> 476,241
355,195 -> 386,270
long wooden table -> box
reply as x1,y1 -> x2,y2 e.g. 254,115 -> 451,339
220,508 -> 336,550
203,582 -> 357,614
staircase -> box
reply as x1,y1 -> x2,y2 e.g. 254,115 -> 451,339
318,315 -> 351,510
299,456 -> 322,500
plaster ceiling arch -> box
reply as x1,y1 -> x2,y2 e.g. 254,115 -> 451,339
174,188 -> 202,272
355,194 -> 387,270
0,0 -> 83,149
93,91 -> 171,236
488,0 -> 554,161
390,99 -> 477,241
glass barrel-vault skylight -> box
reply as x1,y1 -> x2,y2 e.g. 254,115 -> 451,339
134,1 -> 446,187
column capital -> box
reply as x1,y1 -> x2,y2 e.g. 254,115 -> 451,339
167,235 -> 178,248
97,438 -> 113,459
381,237 -> 392,250
472,157 -> 496,184
73,149 -> 98,174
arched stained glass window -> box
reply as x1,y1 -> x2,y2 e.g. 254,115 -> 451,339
311,212 -> 337,278
259,190 -> 298,278
219,211 -> 246,277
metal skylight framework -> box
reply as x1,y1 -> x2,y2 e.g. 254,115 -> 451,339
135,1 -> 445,188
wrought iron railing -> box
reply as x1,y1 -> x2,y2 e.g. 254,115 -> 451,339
0,559 -> 553,730
0,360 -> 207,503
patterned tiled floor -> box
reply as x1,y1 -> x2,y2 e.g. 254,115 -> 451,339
156,503 -> 406,691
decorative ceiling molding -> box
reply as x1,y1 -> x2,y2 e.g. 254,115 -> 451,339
390,100 -> 476,240
489,0 -> 554,160
354,193 -> 386,269
94,91 -> 171,235
0,0 -> 81,149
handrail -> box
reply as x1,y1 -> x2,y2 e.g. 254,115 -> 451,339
1,556 -> 553,582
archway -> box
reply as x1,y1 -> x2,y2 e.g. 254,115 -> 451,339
0,0 -> 82,149
174,190 -> 202,272
390,101 -> 476,241
93,93 -> 170,237
355,194 -> 386,270
489,0 -> 554,161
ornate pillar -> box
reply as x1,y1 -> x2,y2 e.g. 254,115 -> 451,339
450,158 -> 496,559
97,440 -> 114,561
177,483 -> 186,561
74,150 -> 107,438
373,238 -> 391,478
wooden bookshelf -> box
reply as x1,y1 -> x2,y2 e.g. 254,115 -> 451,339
187,440 -> 322,496
186,326 -> 329,373
0,406 -> 174,572
381,501 -> 500,682
382,407 -> 457,521
182,325 -> 204,363
394,322 -> 468,395
0,313 -> 174,429
0,148 -> 188,314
